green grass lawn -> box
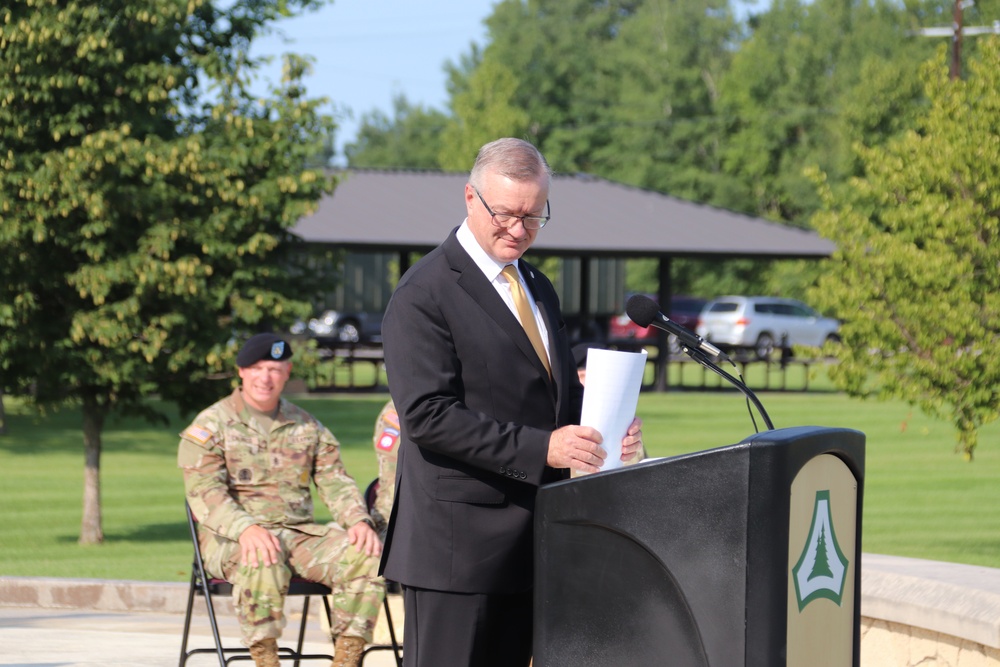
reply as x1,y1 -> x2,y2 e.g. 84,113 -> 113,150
1,383 -> 997,582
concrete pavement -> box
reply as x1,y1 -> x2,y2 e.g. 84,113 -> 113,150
7,556 -> 1000,667
0,579 -> 402,667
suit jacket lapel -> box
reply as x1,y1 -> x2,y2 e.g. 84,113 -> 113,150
520,262 -> 562,400
443,233 -> 554,384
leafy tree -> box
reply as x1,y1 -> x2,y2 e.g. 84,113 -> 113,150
0,0 -> 335,543
466,0 -> 737,194
623,256 -> 773,301
344,94 -> 451,169
438,59 -> 531,170
810,38 -> 1000,459
513,0 -> 649,171
582,0 -> 739,202
718,0 -> 946,225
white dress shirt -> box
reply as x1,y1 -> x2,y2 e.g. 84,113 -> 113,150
456,220 -> 552,361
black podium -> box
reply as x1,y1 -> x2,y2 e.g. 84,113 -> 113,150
534,425 -> 865,667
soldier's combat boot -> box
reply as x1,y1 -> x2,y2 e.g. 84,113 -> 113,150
248,637 -> 280,667
332,635 -> 366,667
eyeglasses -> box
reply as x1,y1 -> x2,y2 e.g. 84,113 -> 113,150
474,187 -> 550,230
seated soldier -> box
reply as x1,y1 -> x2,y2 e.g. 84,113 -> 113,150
370,398 -> 399,537
178,333 -> 385,667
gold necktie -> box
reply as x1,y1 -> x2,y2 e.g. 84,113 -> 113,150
502,265 -> 551,377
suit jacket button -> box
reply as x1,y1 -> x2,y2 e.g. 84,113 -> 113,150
499,466 -> 506,474
520,471 -> 527,479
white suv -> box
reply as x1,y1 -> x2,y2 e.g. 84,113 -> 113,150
695,296 -> 840,360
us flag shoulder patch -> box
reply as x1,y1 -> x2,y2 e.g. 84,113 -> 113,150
184,425 -> 213,444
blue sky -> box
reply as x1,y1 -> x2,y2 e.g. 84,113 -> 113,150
251,0 -> 499,163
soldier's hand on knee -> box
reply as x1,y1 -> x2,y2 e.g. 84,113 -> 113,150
238,524 -> 283,568
348,521 -> 382,558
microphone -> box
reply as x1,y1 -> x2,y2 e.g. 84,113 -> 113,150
626,294 -> 729,362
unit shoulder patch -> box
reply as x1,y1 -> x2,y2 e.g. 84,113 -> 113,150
376,427 -> 400,451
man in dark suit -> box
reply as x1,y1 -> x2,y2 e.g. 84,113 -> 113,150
380,137 -> 644,667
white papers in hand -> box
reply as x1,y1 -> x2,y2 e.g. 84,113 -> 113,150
579,347 -> 647,473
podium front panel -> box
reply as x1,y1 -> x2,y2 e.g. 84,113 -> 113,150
535,425 -> 864,667
534,444 -> 751,667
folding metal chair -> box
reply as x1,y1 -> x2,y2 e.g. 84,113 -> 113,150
360,478 -> 403,667
179,503 -> 335,667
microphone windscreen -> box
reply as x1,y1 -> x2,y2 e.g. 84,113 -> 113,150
625,294 -> 660,328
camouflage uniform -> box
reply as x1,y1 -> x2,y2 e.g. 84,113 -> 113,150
178,387 -> 385,647
370,399 -> 399,535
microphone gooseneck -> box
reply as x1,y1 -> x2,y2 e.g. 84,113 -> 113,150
626,295 -> 728,362
624,294 -> 773,431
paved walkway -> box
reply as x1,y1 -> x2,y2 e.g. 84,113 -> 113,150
0,594 -> 401,667
8,556 -> 1000,667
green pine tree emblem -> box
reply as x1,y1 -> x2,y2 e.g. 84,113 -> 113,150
809,527 -> 834,580
792,491 -> 849,611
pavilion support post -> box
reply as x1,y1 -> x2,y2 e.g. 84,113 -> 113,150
580,256 -> 593,340
654,257 -> 672,392
399,250 -> 411,277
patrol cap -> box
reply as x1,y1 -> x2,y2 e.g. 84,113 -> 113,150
236,333 -> 293,367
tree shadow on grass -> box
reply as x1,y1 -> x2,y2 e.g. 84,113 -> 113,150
55,522 -> 188,544
0,411 -> 185,456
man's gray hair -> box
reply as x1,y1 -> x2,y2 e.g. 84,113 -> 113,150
469,138 -> 551,190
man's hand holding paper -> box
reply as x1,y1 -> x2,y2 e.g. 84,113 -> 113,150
576,347 -> 647,474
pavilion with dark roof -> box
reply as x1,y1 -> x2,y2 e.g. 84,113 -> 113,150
294,169 -> 833,259
291,169 -> 834,389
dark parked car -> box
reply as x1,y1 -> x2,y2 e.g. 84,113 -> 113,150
608,295 -> 708,354
291,309 -> 383,346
